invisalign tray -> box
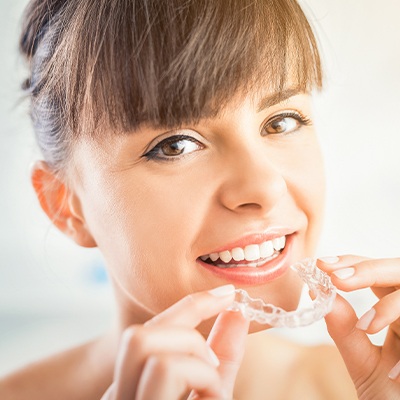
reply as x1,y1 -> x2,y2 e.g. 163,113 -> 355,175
227,258 -> 336,328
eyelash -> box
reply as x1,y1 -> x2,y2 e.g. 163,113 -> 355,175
143,135 -> 203,162
143,111 -> 312,162
261,111 -> 312,136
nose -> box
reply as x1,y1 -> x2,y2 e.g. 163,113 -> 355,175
217,147 -> 288,215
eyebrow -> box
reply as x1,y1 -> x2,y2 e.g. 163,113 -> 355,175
257,87 -> 304,112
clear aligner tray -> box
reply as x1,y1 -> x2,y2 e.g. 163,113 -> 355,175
227,258 -> 336,328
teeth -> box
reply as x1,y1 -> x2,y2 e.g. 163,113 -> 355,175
272,236 -> 286,251
244,244 -> 260,261
210,253 -> 219,262
260,241 -> 274,258
200,235 -> 287,267
219,250 -> 232,263
232,247 -> 245,261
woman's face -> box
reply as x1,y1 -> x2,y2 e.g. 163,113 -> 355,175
70,90 -> 325,328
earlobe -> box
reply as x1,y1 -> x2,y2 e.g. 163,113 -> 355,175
31,161 -> 97,248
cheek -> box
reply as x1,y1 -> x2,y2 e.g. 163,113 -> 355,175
286,139 -> 325,249
82,171 -> 208,311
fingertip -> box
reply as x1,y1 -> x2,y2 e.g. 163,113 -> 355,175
208,284 -> 236,297
355,308 -> 376,332
214,308 -> 250,333
389,360 -> 400,381
329,269 -> 362,292
318,256 -> 340,265
332,267 -> 355,280
324,293 -> 358,339
207,309 -> 250,362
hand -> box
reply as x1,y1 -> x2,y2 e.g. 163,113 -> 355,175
101,284 -> 249,400
318,255 -> 400,400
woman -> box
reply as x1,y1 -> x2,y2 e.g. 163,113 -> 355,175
1,0 -> 399,398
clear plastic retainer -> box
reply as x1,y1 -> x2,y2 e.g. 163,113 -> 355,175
227,258 -> 336,328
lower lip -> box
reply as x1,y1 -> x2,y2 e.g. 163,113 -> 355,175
197,235 -> 294,286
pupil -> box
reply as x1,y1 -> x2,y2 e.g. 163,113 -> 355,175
271,118 -> 286,133
163,140 -> 185,155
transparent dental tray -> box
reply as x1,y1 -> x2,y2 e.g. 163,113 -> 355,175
227,258 -> 336,328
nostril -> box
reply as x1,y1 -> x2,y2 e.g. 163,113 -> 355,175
236,203 -> 262,210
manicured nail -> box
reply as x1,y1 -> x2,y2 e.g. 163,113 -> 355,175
356,308 -> 376,331
207,346 -> 220,367
319,256 -> 339,264
209,284 -> 235,297
389,360 -> 400,380
332,267 -> 355,280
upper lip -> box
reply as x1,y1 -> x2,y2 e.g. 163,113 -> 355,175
199,227 -> 296,256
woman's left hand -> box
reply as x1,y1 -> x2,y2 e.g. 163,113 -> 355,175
318,255 -> 400,400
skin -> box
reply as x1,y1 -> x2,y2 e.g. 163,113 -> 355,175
61,91 -> 325,332
1,90 -> 400,399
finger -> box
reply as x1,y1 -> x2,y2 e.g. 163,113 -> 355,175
113,326 -> 220,399
324,292 -> 380,383
382,330 -> 400,385
146,284 -> 236,328
356,290 -> 400,334
321,258 -> 400,292
136,355 -> 224,400
370,286 -> 395,299
207,310 -> 250,397
389,360 -> 400,382
100,383 -> 115,400
317,255 -> 370,272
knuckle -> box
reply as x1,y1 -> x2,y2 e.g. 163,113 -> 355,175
121,325 -> 147,351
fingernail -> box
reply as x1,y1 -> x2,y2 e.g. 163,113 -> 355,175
332,267 -> 355,280
207,346 -> 220,367
319,256 -> 339,264
389,360 -> 400,380
208,284 -> 235,297
356,308 -> 376,331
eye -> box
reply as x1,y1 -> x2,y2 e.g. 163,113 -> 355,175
262,111 -> 311,136
143,135 -> 204,161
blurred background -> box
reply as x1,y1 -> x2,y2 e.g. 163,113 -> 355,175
1,0 -> 399,375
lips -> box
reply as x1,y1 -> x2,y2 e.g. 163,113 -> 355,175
196,231 -> 295,285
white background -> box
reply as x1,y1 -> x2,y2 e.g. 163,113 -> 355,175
0,0 -> 399,375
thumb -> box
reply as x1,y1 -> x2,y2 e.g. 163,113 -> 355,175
207,310 -> 250,397
324,293 -> 380,383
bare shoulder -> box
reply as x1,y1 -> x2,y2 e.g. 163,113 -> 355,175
0,336 -> 113,400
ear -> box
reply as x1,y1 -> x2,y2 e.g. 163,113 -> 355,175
31,161 -> 97,248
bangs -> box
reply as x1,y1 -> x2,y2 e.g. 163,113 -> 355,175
47,0 -> 323,135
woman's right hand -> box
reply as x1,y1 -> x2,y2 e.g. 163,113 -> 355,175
101,284 -> 250,400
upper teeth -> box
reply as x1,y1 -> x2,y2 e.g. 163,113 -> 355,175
200,236 -> 286,264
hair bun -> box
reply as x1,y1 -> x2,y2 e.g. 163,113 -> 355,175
19,0 -> 65,60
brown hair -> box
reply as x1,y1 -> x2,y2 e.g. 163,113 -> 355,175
20,0 -> 322,174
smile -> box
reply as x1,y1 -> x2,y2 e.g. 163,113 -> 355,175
199,236 -> 286,268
